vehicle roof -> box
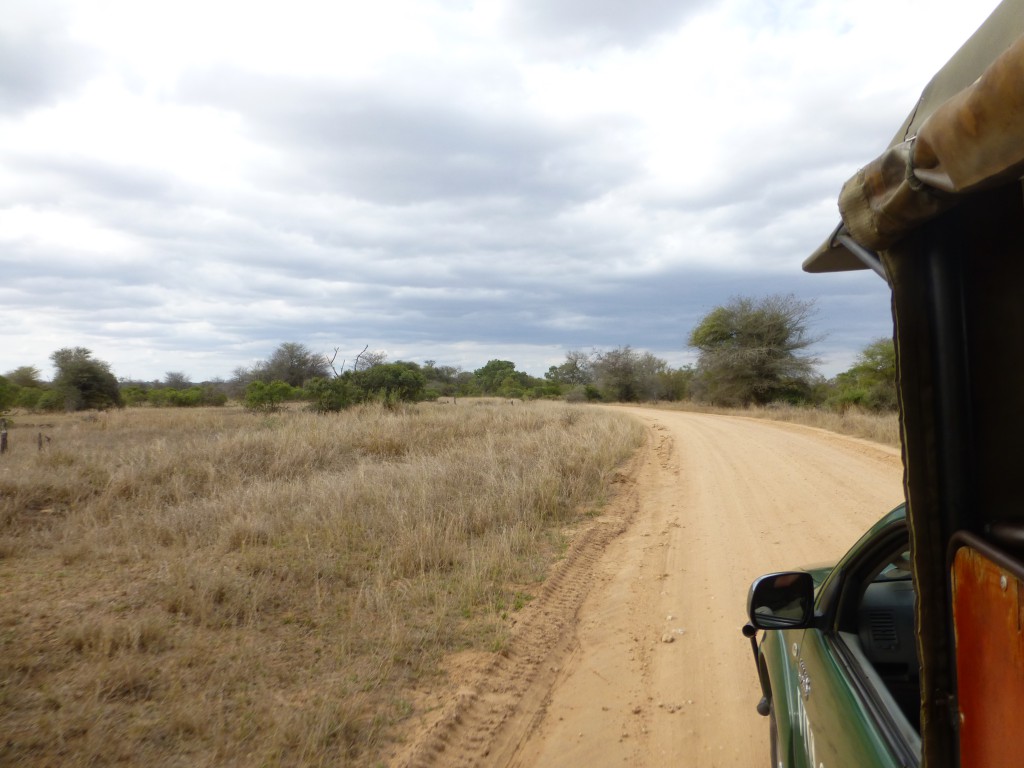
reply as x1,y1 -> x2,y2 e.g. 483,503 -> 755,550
805,0 -> 1024,273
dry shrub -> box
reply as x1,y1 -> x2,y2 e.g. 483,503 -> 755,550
747,404 -> 899,445
97,657 -> 160,702
220,514 -> 274,551
274,692 -> 385,765
0,401 -> 643,767
656,401 -> 900,446
64,615 -> 171,656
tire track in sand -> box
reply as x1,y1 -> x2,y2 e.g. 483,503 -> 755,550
391,454 -> 644,767
393,408 -> 903,766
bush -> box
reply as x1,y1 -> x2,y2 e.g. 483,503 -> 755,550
351,362 -> 426,402
565,386 -> 588,403
529,384 -> 562,399
122,385 -> 228,408
199,386 -> 228,407
827,338 -> 897,412
305,377 -> 356,413
122,386 -> 150,407
0,375 -> 16,411
14,387 -> 45,410
243,381 -> 294,412
36,389 -> 68,412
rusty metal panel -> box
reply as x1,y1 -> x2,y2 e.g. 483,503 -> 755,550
951,542 -> 1024,768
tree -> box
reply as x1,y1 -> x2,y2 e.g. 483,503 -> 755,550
454,370 -> 475,396
228,365 -> 258,398
353,349 -> 388,371
688,294 -> 820,406
3,366 -> 47,410
5,366 -> 44,389
591,346 -> 669,402
473,360 -> 518,395
545,350 -> 593,386
829,338 -> 897,411
49,347 -> 123,411
422,362 -> 463,398
263,342 -> 330,387
163,371 -> 192,390
658,365 -> 695,401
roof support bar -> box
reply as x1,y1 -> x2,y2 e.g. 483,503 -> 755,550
836,233 -> 889,283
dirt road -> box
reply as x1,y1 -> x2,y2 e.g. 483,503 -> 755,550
395,408 -> 904,767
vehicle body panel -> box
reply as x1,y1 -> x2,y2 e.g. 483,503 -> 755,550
797,631 -> 899,768
751,504 -> 915,768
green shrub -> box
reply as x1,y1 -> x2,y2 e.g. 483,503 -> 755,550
128,386 -> 228,408
244,380 -> 293,412
827,338 -> 897,412
37,389 -> 69,412
351,362 -> 426,402
199,386 -> 228,407
305,377 -> 355,413
122,386 -> 150,407
14,387 -> 44,410
0,375 -> 16,411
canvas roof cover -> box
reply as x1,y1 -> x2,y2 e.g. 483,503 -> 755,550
805,0 -> 1024,273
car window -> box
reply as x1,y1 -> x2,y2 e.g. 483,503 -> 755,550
855,544 -> 919,732
873,547 -> 912,582
828,532 -> 921,762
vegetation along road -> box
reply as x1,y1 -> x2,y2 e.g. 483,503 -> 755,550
396,406 -> 903,767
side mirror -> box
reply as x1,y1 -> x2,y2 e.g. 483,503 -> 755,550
747,571 -> 815,630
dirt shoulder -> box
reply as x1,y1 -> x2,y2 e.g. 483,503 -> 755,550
393,407 -> 904,767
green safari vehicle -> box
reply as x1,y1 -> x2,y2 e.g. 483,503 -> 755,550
745,504 -> 918,767
745,1 -> 1024,766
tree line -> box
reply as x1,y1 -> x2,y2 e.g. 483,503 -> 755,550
0,295 -> 896,414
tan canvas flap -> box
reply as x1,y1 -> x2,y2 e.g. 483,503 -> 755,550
840,35 -> 1024,251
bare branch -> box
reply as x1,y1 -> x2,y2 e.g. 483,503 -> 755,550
326,348 -> 342,378
352,344 -> 369,372
326,344 -> 370,377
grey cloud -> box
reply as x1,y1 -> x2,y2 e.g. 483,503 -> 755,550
4,251 -> 890,381
5,155 -> 179,207
0,2 -> 904,385
0,12 -> 97,114
179,70 -> 640,206
192,266 -> 891,380
504,0 -> 716,54
645,125 -> 890,221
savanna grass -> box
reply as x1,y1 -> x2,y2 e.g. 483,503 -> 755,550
0,401 -> 644,766
654,400 -> 900,447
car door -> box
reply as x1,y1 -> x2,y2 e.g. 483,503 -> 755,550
793,521 -> 919,768
795,629 -> 905,768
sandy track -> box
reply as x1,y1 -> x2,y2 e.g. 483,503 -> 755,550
394,408 -> 903,767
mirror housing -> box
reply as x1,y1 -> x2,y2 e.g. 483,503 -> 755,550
747,571 -> 815,630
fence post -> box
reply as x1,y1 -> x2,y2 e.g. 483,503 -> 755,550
0,418 -> 7,454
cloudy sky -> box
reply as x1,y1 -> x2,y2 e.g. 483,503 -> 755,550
1,0 -> 1002,383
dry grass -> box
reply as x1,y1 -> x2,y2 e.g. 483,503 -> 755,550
0,401 -> 644,767
653,401 -> 900,447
